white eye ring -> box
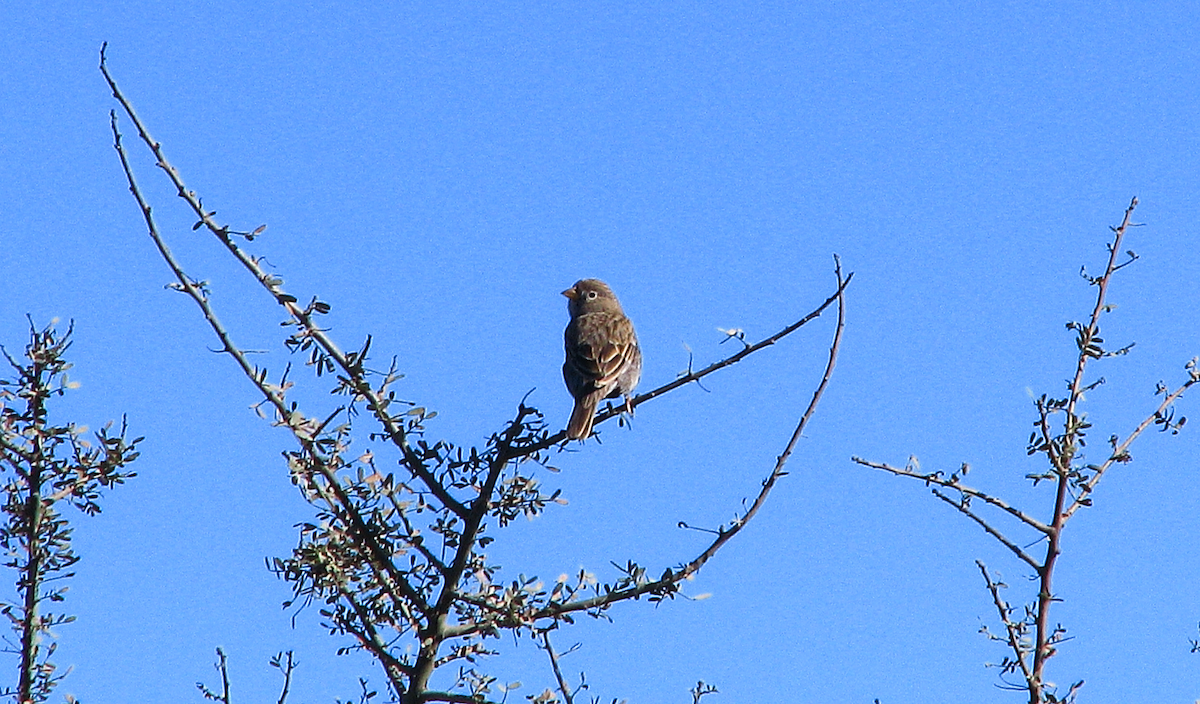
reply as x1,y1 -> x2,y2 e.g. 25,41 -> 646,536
586,291 -> 598,299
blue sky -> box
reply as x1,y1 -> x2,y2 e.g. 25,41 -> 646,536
2,2 -> 1200,702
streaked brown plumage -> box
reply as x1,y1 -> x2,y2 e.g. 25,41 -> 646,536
562,279 -> 642,440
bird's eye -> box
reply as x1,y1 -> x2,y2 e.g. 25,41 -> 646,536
586,291 -> 598,299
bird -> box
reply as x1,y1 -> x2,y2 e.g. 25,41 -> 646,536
562,278 -> 642,440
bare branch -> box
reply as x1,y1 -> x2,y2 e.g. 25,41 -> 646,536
851,457 -> 1052,535
271,651 -> 296,704
581,270 -> 852,448
930,491 -> 1040,569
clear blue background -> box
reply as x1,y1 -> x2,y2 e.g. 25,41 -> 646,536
2,2 -> 1199,702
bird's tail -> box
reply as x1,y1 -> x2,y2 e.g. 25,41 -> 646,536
566,391 -> 603,440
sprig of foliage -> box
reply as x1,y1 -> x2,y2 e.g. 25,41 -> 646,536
0,320 -> 140,702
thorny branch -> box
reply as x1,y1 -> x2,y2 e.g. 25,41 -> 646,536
929,489 -> 1041,570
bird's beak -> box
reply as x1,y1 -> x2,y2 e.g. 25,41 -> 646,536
561,287 -> 577,299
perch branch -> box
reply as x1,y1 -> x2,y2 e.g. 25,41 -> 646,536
503,271 -> 852,462
540,256 -> 846,620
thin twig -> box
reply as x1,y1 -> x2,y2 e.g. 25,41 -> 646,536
1061,377 -> 1195,521
541,631 -> 575,704
585,271 -> 853,443
977,561 -> 1034,691
930,490 -> 1040,569
274,652 -> 296,704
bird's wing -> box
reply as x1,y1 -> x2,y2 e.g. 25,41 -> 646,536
566,313 -> 636,391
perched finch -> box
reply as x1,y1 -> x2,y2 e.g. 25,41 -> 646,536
562,279 -> 642,440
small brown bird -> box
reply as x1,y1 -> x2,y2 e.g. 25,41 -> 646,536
562,279 -> 642,440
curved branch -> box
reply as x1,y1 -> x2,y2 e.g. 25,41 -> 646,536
509,271 -> 853,461
530,256 -> 846,625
